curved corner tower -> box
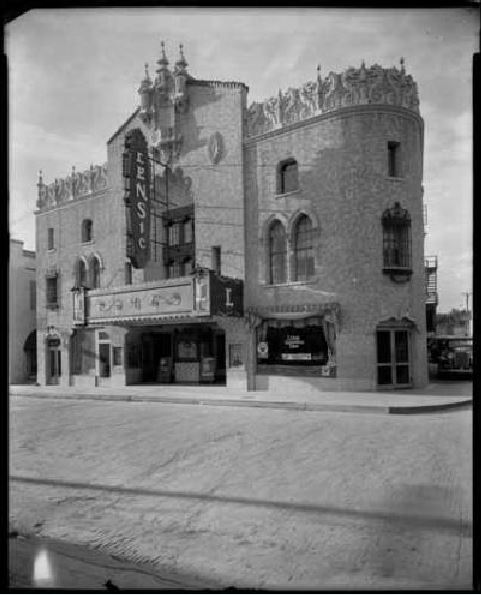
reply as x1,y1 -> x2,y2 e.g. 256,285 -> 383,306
244,58 -> 427,392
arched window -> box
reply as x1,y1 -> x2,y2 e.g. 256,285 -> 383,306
268,221 -> 287,284
382,203 -> 412,272
90,256 -> 101,289
81,219 -> 93,243
293,215 -> 315,281
76,258 -> 88,287
277,158 -> 299,195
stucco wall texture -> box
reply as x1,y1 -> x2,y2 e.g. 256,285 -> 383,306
33,58 -> 427,392
244,106 -> 427,390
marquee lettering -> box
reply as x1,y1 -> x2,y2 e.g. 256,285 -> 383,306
123,130 -> 150,268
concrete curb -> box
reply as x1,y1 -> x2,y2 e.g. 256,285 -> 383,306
10,390 -> 472,414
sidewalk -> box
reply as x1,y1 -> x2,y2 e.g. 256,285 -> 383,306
10,381 -> 472,414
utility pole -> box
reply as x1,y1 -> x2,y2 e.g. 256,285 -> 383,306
461,291 -> 472,336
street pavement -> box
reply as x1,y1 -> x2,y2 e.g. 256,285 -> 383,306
9,393 -> 472,590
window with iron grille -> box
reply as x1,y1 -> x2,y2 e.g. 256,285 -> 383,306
268,221 -> 287,284
46,275 -> 59,308
293,215 -> 315,281
382,203 -> 412,271
81,219 -> 93,243
277,159 -> 299,194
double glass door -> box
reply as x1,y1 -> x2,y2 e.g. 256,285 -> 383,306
377,329 -> 411,386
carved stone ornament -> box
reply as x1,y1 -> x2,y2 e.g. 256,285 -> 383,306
208,132 -> 223,165
245,60 -> 420,138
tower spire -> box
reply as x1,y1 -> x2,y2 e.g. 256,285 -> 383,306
174,43 -> 188,74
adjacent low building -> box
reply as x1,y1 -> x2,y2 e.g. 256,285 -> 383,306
9,239 -> 36,383
34,44 -> 427,393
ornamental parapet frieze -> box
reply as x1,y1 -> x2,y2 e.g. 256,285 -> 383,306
36,163 -> 108,210
245,59 -> 420,138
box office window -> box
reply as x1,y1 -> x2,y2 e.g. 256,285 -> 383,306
257,318 -> 329,366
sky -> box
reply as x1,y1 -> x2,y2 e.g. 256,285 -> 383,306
6,7 -> 478,312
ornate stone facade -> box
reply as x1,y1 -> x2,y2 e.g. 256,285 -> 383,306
36,164 -> 108,211
245,59 -> 419,138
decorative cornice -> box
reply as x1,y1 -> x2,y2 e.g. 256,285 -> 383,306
245,61 -> 420,139
188,79 -> 249,91
244,103 -> 423,146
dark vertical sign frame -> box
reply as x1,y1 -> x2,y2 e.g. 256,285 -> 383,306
123,129 -> 151,268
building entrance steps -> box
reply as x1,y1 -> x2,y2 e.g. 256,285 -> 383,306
9,382 -> 472,414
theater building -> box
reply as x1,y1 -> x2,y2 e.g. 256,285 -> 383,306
35,44 -> 427,392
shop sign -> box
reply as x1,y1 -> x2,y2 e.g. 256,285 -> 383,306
123,129 -> 150,268
284,334 -> 305,348
282,353 -> 312,361
47,337 -> 61,347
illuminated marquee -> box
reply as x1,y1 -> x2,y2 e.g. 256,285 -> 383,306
123,129 -> 151,268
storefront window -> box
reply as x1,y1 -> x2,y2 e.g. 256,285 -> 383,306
257,317 -> 329,366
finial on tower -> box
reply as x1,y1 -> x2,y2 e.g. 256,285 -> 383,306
400,56 -> 405,72
157,40 -> 169,69
174,42 -> 188,73
38,170 -> 43,184
144,63 -> 151,81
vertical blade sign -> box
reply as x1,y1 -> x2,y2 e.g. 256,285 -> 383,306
123,129 -> 150,268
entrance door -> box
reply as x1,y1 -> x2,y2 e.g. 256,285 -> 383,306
377,329 -> 411,386
47,348 -> 61,385
99,343 -> 111,377
215,333 -> 226,382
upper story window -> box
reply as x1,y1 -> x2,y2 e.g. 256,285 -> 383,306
47,227 -> 54,250
183,257 -> 193,276
46,274 -> 59,308
168,259 -> 181,279
125,262 -> 132,285
168,223 -> 180,246
388,141 -> 401,177
268,220 -> 287,284
293,215 -> 315,281
30,280 -> 36,310
81,219 -> 93,243
277,158 -> 299,195
183,218 -> 192,244
382,202 -> 412,273
76,258 -> 88,287
211,246 -> 221,276
90,255 -> 101,289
